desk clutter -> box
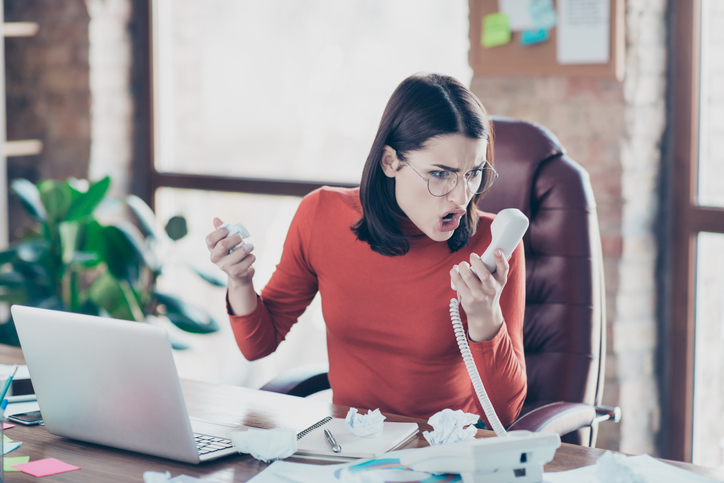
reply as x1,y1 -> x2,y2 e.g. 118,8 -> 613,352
2,424 -> 80,477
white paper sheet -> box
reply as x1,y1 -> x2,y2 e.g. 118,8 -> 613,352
499,0 -> 535,31
247,461 -> 347,483
556,0 -> 610,64
543,454 -> 720,483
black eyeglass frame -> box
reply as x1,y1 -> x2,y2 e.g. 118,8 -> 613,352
402,160 -> 498,197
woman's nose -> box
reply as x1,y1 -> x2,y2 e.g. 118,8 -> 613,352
447,177 -> 470,206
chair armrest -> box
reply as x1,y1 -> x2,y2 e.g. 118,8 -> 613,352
259,363 -> 330,397
507,402 -> 600,435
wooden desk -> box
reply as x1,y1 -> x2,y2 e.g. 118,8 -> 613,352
2,344 -> 723,482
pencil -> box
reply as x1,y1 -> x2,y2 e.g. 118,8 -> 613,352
0,364 -> 19,403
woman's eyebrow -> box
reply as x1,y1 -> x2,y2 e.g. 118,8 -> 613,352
429,161 -> 486,172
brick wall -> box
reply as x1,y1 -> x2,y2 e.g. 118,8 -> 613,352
4,0 -> 91,239
469,0 -> 667,454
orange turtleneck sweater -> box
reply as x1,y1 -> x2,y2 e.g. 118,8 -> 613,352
229,187 -> 526,426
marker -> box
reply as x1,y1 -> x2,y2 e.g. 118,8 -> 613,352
0,364 -> 18,403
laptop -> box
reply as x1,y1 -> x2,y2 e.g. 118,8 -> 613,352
11,305 -> 244,463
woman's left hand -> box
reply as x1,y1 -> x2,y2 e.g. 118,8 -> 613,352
450,249 -> 509,342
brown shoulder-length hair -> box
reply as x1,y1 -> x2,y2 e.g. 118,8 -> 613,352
353,73 -> 494,256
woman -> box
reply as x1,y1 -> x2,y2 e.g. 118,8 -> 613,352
206,73 -> 526,427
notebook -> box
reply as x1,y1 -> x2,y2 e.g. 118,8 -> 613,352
10,305 -> 244,464
295,416 -> 419,461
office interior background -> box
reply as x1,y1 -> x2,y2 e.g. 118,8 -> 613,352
0,0 -> 722,468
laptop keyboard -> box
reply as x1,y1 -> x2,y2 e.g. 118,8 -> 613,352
194,433 -> 234,456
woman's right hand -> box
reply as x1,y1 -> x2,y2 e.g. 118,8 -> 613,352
206,217 -> 258,315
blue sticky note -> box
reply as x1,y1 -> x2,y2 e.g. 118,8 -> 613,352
529,0 -> 557,30
3,441 -> 22,454
521,29 -> 550,45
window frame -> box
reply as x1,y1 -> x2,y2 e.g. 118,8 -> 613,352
667,0 -> 724,462
133,2 -> 357,212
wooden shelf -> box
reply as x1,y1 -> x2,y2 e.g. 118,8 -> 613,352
3,22 -> 39,37
4,139 -> 42,157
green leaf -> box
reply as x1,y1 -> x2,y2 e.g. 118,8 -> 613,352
36,296 -> 66,311
165,312 -> 220,334
154,291 -> 219,334
100,225 -> 140,281
0,290 -> 28,304
114,222 -> 157,272
59,221 -> 81,265
0,271 -> 25,286
38,180 -> 72,224
165,216 -> 188,241
66,176 -> 111,221
70,251 -> 100,266
11,179 -> 46,221
0,247 -> 18,265
16,240 -> 48,263
88,273 -> 144,321
126,195 -> 162,239
167,332 -> 191,350
188,264 -> 227,287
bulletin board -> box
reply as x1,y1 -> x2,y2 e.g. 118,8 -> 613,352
469,0 -> 625,79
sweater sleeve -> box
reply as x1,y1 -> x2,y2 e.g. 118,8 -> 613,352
228,191 -> 321,361
467,241 -> 527,427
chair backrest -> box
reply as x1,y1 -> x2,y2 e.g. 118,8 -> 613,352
478,117 -> 606,444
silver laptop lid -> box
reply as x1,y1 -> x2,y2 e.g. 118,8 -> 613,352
11,305 -> 202,463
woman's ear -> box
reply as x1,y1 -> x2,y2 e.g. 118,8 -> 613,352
381,145 -> 399,178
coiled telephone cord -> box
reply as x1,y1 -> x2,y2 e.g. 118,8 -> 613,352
449,297 -> 508,437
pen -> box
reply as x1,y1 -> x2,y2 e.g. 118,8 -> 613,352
324,428 -> 342,453
0,364 -> 18,403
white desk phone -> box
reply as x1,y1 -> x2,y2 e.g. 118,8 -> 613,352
222,210 -> 561,482
401,208 -> 560,483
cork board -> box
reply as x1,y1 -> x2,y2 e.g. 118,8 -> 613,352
469,0 -> 625,79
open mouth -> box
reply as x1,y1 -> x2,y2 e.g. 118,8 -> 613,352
439,210 -> 465,232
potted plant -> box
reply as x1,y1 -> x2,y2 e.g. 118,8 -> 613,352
0,177 -> 226,348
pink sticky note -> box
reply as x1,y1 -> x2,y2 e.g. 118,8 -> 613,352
13,458 -> 81,477
2,422 -> 15,429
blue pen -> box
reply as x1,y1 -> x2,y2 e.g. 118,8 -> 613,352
0,364 -> 18,404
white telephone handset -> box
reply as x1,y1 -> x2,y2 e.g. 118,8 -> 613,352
401,209 -> 561,483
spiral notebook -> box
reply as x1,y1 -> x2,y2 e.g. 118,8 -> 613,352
294,416 -> 419,461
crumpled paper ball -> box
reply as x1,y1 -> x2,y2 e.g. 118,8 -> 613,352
422,408 -> 479,445
596,451 -> 647,483
230,428 -> 298,462
219,222 -> 251,252
345,408 -> 386,438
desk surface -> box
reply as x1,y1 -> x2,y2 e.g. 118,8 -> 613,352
2,344 -> 723,482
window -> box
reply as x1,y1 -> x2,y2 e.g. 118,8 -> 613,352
668,0 -> 724,463
147,0 -> 471,387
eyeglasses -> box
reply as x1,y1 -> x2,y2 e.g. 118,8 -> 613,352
403,160 -> 498,197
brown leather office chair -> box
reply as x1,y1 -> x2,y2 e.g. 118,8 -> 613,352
261,117 -> 620,446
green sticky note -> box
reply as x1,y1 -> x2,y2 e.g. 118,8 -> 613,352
482,13 -> 511,48
5,455 -> 30,471
3,434 -> 12,442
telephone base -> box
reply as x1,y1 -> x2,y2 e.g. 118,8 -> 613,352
400,431 -> 560,483
461,465 -> 542,483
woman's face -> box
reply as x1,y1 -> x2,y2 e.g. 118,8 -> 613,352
382,134 -> 489,242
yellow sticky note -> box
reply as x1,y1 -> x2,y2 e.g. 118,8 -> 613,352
5,455 -> 30,471
482,13 -> 511,48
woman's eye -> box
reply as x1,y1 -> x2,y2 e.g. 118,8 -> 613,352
468,169 -> 483,179
430,170 -> 452,180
